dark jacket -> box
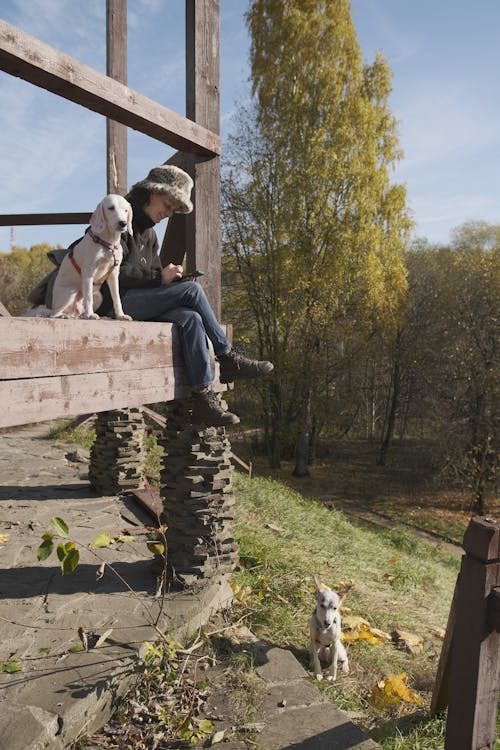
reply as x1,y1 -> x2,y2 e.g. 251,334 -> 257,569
98,204 -> 161,315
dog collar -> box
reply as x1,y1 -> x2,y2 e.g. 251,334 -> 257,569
88,229 -> 121,264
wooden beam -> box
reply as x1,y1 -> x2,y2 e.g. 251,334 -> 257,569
106,0 -> 128,195
0,19 -> 220,156
0,318 -> 227,428
0,368 -> 183,429
184,0 -> 222,316
0,318 -> 177,379
0,213 -> 91,226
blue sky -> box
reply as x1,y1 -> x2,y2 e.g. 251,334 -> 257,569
1,0 -> 499,252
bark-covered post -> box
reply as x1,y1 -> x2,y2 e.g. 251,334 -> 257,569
444,516 -> 500,750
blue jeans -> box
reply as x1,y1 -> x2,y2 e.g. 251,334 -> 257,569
121,281 -> 230,389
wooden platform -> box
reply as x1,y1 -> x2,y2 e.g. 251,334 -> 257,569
0,317 -> 226,428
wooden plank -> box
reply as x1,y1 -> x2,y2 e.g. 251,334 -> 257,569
0,212 -> 91,226
0,367 -> 187,428
184,0 -> 221,316
0,318 -> 177,379
0,319 -> 231,379
0,19 -> 220,156
106,0 -> 127,195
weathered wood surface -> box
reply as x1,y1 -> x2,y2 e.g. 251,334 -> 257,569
185,0 -> 221,316
0,318 -> 177,379
0,213 -> 91,226
106,0 -> 128,196
160,2 -> 221,315
0,318 -> 227,428
1,368 -> 180,428
0,19 -> 220,156
444,516 -> 500,750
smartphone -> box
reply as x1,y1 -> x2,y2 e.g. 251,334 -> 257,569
173,270 -> 204,281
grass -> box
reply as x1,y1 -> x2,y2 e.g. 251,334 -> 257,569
230,473 -> 464,748
48,418 -> 96,452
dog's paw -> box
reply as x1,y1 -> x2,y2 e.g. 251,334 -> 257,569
80,313 -> 100,320
326,674 -> 337,682
341,661 -> 349,674
117,314 -> 132,321
315,673 -> 323,681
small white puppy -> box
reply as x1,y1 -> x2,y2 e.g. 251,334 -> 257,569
310,576 -> 350,681
33,195 -> 132,320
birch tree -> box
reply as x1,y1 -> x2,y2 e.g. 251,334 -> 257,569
223,0 -> 411,470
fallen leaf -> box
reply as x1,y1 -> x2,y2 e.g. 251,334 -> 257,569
342,615 -> 391,646
369,673 -> 423,708
0,533 -> 9,544
211,730 -> 226,745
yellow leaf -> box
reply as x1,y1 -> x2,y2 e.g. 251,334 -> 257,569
0,534 -> 9,544
369,673 -> 423,708
342,614 -> 370,631
230,582 -> 253,603
383,573 -> 396,581
342,616 -> 391,646
387,557 -> 400,564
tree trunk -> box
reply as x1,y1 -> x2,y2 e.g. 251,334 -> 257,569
378,334 -> 402,466
293,387 -> 311,477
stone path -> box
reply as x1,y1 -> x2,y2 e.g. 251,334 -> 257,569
0,424 -> 378,749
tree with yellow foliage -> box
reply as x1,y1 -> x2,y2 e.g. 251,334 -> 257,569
0,244 -> 54,315
223,0 -> 411,470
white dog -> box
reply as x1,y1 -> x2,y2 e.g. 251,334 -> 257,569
28,195 -> 132,320
310,576 -> 350,681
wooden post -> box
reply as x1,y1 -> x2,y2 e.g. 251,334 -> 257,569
106,0 -> 127,195
430,577 -> 459,715
161,0 -> 221,315
444,516 -> 500,750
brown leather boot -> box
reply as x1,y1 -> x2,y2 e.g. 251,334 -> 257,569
218,348 -> 274,383
191,388 -> 240,427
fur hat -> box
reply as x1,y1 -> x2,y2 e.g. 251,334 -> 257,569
130,165 -> 193,214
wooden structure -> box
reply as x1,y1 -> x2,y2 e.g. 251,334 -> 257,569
0,1 -> 241,587
431,516 -> 500,750
0,0 -> 223,412
0,0 -> 221,314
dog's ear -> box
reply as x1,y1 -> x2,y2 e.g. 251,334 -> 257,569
126,203 -> 133,235
336,584 -> 352,601
313,576 -> 327,593
90,200 -> 106,234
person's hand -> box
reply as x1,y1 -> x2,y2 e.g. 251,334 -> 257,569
161,263 -> 183,284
